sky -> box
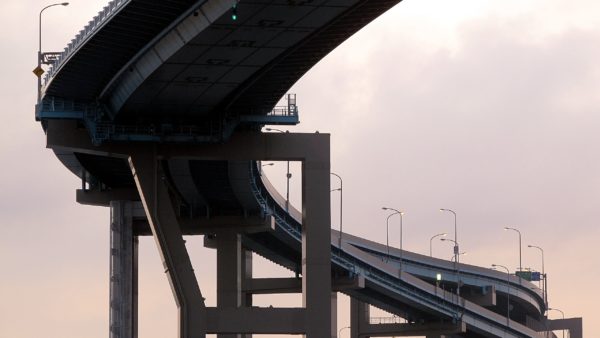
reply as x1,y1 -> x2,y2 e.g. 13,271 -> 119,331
0,0 -> 599,337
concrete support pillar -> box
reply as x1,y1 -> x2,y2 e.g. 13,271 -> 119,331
302,155 -> 333,338
217,232 -> 243,338
109,201 -> 138,338
350,298 -> 370,338
46,123 -> 333,338
129,149 -> 206,338
241,250 -> 253,338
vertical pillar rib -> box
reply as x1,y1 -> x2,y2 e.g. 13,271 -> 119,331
109,201 -> 138,338
217,232 -> 243,338
302,156 -> 333,338
350,298 -> 370,338
241,249 -> 253,338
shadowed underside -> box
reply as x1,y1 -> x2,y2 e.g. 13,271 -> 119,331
42,0 -> 401,126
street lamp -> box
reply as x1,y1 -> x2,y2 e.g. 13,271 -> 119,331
504,226 -> 522,272
382,208 -> 401,263
330,173 -> 343,249
528,244 -> 546,308
548,308 -> 565,338
37,2 -> 69,102
439,209 -> 458,263
491,264 -> 511,326
440,237 -> 462,297
440,237 -> 459,257
265,128 -> 291,211
430,232 -> 447,257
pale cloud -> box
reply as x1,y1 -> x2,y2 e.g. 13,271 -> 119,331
1,0 -> 599,337
283,4 -> 600,336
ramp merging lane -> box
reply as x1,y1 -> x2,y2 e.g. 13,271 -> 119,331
251,162 -> 547,338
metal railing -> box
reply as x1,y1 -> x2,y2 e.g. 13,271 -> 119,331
370,316 -> 403,324
38,96 -> 89,112
268,105 -> 298,117
43,0 -> 130,85
90,121 -> 221,144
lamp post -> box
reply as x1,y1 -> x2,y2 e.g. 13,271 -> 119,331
37,2 -> 69,102
382,208 -> 400,263
528,244 -> 546,308
330,173 -> 343,249
382,207 -> 403,270
440,237 -> 461,297
504,226 -> 522,272
492,263 -> 511,326
430,232 -> 447,257
439,209 -> 458,263
548,308 -> 565,338
440,238 -> 458,251
265,128 -> 291,211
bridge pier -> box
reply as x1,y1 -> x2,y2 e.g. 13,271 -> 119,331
48,121 -> 334,338
109,201 -> 138,338
216,231 -> 244,338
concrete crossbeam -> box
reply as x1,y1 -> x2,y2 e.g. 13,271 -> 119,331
77,188 -> 140,206
205,307 -> 306,334
47,120 -> 330,163
243,275 -> 364,294
361,322 -> 466,337
78,191 -> 275,234
546,318 -> 583,338
179,216 -> 275,234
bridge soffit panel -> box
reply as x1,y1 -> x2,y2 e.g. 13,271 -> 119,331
102,1 -> 358,120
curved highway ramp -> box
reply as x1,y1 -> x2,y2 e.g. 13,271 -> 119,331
35,0 -> 581,337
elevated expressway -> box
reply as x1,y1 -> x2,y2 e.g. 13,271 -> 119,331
36,0 -> 577,337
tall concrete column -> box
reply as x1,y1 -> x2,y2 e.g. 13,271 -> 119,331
241,249 -> 253,338
109,201 -> 138,338
217,231 -> 243,338
350,298 -> 370,338
302,155 -> 333,338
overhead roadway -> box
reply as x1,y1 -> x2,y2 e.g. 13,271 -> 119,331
36,0 -> 582,337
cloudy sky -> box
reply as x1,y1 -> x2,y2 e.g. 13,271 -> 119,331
1,0 -> 598,337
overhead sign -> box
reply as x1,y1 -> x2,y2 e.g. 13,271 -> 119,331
516,271 -> 532,281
